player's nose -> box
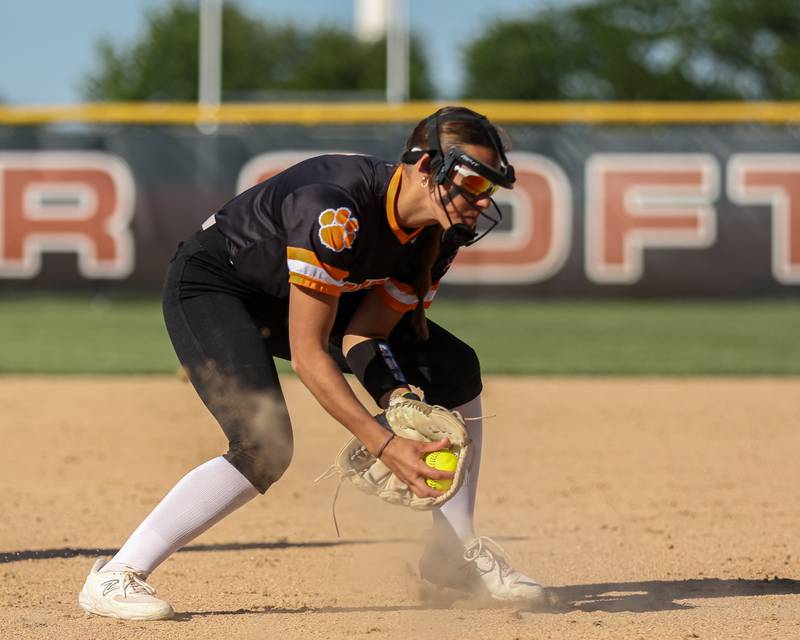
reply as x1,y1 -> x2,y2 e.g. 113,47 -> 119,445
473,194 -> 493,210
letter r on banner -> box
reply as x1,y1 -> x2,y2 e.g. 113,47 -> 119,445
0,152 -> 135,279
585,154 -> 719,283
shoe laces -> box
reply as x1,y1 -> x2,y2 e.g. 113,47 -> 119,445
122,571 -> 156,597
463,536 -> 514,582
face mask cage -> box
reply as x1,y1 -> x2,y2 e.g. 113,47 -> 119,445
435,181 -> 503,246
435,143 -> 514,246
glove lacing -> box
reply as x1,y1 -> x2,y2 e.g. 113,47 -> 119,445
314,463 -> 346,538
314,439 -> 378,537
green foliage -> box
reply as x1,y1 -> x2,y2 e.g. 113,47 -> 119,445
82,0 -> 432,101
2,297 -> 799,375
463,0 -> 800,100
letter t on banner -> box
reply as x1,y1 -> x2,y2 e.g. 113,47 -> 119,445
727,154 -> 800,284
585,154 -> 719,284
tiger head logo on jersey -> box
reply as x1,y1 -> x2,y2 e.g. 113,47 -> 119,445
318,207 -> 359,252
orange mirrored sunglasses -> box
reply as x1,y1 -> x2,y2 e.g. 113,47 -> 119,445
452,163 -> 500,198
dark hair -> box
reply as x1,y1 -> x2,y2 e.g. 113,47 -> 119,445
403,106 -> 509,340
403,106 -> 507,166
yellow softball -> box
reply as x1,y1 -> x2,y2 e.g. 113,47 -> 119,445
424,450 -> 458,491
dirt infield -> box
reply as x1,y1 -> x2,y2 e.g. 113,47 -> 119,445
1,375 -> 799,639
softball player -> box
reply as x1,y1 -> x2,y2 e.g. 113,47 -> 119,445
79,106 -> 544,620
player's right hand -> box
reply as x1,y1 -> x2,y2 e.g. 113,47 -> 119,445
379,435 -> 453,498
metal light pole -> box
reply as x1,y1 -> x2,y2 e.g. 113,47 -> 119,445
386,0 -> 410,104
198,0 -> 222,132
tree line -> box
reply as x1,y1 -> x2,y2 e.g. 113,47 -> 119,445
84,0 -> 800,101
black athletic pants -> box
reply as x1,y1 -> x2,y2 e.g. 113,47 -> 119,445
162,225 -> 482,492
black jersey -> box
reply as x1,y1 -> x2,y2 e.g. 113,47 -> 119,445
213,154 -> 457,312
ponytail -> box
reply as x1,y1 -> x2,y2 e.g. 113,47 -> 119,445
410,224 -> 442,340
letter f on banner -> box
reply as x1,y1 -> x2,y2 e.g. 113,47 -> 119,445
0,152 -> 135,279
585,154 -> 719,284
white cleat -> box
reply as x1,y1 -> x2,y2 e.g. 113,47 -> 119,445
462,536 -> 545,604
78,558 -> 174,620
420,536 -> 546,606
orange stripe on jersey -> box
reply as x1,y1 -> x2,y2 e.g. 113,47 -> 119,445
385,166 -> 424,245
380,278 -> 439,309
286,246 -> 349,280
289,273 -> 342,297
376,287 -> 435,312
376,286 -> 416,312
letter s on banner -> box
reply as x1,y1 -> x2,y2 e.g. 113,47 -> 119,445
237,151 -> 351,193
0,152 -> 135,279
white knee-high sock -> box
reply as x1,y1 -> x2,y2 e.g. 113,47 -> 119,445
432,395 -> 483,545
102,456 -> 259,576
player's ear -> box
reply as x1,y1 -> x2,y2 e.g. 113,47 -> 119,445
417,152 -> 431,175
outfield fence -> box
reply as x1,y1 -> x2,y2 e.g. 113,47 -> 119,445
1,101 -> 799,297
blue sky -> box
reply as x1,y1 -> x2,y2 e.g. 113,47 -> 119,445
0,0 -> 556,104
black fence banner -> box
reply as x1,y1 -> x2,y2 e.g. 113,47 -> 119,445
1,102 -> 799,297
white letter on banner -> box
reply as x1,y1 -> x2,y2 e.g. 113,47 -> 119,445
447,152 -> 572,284
727,154 -> 800,284
0,152 -> 135,279
584,153 -> 719,284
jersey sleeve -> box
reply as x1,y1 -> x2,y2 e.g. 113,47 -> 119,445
282,184 -> 361,297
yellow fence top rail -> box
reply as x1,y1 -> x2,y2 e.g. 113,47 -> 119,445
3,101 -> 800,125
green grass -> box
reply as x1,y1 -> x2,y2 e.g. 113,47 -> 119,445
0,297 -> 178,374
427,299 -> 800,375
1,296 -> 798,375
